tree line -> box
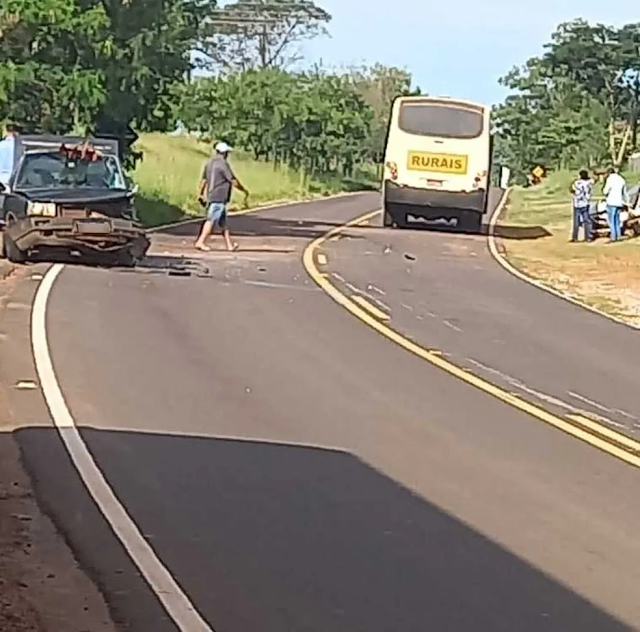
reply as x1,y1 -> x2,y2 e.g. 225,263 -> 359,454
0,0 -> 416,175
494,19 -> 640,183
174,64 -> 417,178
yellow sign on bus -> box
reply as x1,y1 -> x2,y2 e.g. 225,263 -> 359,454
407,151 -> 468,175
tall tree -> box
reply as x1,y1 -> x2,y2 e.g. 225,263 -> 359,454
0,0 -> 213,138
494,19 -> 640,180
346,63 -> 419,163
198,0 -> 331,72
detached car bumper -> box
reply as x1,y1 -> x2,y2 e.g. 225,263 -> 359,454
6,216 -> 150,256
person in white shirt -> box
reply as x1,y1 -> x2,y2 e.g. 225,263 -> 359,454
0,123 -> 19,187
603,167 -> 627,241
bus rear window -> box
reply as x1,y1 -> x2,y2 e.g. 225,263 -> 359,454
398,103 -> 484,139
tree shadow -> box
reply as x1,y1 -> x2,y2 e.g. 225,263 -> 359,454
491,224 -> 552,240
153,214 -> 365,242
384,217 -> 551,240
9,427 -> 634,632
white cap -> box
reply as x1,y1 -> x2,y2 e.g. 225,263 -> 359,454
215,141 -> 232,154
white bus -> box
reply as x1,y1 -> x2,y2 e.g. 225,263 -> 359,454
381,95 -> 493,231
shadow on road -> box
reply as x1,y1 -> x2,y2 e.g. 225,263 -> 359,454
155,211 -> 551,243
9,427 -> 634,632
492,223 -> 551,240
380,220 -> 551,240
155,213 -> 359,241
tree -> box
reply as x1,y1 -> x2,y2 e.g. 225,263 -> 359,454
174,67 -> 374,177
493,19 -> 640,181
0,0 -> 110,131
0,0 -> 213,140
197,0 -> 331,72
346,63 -> 419,164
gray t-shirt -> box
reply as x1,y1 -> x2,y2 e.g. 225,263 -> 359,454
202,155 -> 235,204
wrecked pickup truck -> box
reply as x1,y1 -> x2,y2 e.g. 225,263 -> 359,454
0,134 -> 149,266
588,183 -> 640,239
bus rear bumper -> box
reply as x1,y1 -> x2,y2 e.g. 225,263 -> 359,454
383,181 -> 487,213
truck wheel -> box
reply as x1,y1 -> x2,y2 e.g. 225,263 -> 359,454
115,250 -> 137,268
2,230 -> 27,264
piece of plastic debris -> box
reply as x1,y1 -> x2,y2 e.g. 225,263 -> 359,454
15,380 -> 38,390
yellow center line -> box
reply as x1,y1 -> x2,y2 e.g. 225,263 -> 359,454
301,209 -> 640,469
566,414 -> 640,453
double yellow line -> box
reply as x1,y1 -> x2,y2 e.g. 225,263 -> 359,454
302,210 -> 640,469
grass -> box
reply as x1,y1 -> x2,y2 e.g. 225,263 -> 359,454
496,169 -> 640,325
131,133 -> 377,227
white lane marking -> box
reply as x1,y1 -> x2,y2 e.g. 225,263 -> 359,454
367,284 -> 386,296
243,279 -> 318,292
443,319 -> 462,332
467,357 -> 629,430
487,189 -> 640,331
317,253 -> 327,265
32,263 -> 213,632
567,390 -> 637,423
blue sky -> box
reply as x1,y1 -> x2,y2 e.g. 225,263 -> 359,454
300,0 -> 639,106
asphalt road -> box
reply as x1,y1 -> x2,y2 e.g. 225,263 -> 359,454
3,191 -> 640,631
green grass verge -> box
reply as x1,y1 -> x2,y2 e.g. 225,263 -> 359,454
131,133 -> 378,227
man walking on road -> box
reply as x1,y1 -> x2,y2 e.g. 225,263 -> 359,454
569,169 -> 594,242
194,141 -> 249,252
603,167 -> 627,242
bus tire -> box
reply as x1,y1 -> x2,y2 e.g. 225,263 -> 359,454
382,209 -> 395,228
464,212 -> 482,233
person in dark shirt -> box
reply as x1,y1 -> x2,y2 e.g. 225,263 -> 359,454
194,141 -> 249,252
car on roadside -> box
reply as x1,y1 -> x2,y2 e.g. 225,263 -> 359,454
0,134 -> 149,266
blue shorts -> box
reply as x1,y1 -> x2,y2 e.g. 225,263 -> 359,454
207,202 -> 227,229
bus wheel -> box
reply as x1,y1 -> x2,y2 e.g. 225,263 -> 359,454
383,210 -> 395,228
464,212 -> 482,233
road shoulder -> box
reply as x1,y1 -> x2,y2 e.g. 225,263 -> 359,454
0,265 -> 117,632
491,175 -> 640,328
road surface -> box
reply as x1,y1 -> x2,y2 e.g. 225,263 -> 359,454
2,191 -> 640,631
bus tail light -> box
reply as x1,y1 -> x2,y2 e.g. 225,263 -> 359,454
386,161 -> 398,180
473,170 -> 487,188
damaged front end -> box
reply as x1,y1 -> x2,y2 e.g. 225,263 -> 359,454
10,195 -> 149,260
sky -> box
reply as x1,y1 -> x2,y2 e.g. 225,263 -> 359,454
299,0 -> 639,106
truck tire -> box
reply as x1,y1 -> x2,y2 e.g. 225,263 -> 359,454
2,221 -> 27,264
114,249 -> 137,268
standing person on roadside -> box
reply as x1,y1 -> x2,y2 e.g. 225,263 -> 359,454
0,123 -> 20,187
603,167 -> 628,242
569,169 -> 594,242
194,141 -> 249,252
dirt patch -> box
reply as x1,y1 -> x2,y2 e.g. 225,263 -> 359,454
0,269 -> 119,631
